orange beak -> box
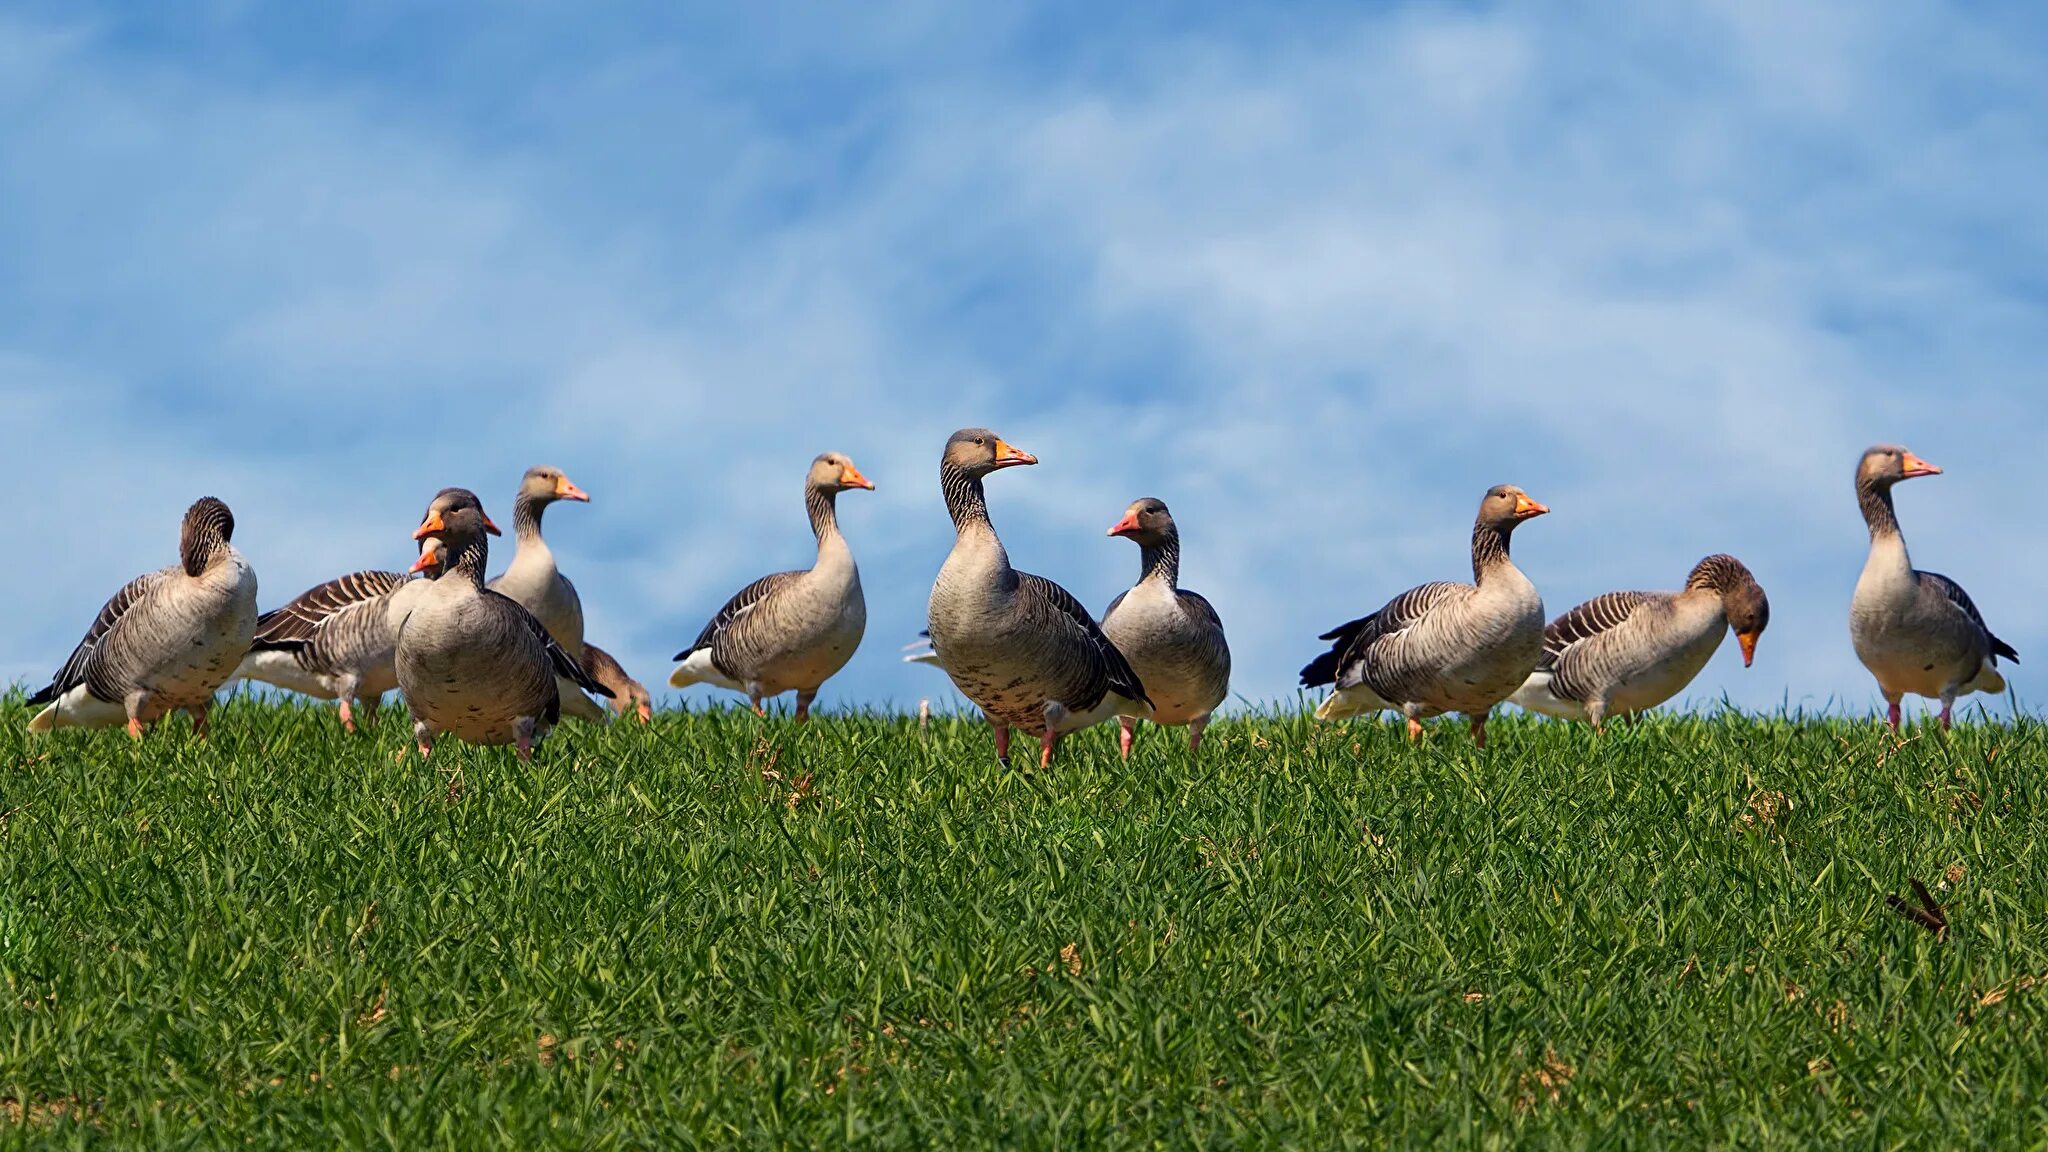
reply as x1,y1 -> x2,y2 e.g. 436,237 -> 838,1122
1512,494 -> 1550,519
483,514 -> 502,536
839,464 -> 875,491
412,509 -> 446,541
410,542 -> 443,574
1737,630 -> 1760,668
1107,510 -> 1142,537
554,475 -> 590,502
992,438 -> 1037,469
1900,451 -> 1942,478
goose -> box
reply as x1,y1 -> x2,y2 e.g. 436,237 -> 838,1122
1510,554 -> 1769,729
925,428 -> 1150,768
396,491 -> 610,760
1849,445 -> 2017,729
28,497 -> 257,737
234,490 -> 501,732
1300,485 -> 1548,747
669,452 -> 873,720
1101,498 -> 1230,755
486,466 -> 611,723
581,643 -> 652,723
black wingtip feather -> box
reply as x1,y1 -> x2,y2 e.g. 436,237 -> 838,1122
1995,636 -> 2020,664
25,682 -> 58,707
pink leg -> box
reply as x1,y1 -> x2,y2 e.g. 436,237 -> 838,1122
1188,715 -> 1209,754
338,698 -> 356,733
1939,698 -> 1954,731
795,692 -> 815,724
1039,728 -> 1058,769
1118,717 -> 1136,760
1886,699 -> 1902,731
992,722 -> 1011,765
1469,714 -> 1487,749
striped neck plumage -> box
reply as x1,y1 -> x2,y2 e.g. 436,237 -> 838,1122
1470,519 -> 1514,581
1857,479 -> 1901,541
448,537 -> 490,588
179,498 -> 234,577
512,493 -> 550,543
1138,530 -> 1181,590
806,484 -> 841,544
1685,554 -> 1749,593
942,465 -> 991,534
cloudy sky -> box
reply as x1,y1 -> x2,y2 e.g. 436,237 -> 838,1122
3,1 -> 2042,719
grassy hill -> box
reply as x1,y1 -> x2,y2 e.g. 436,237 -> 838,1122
2,700 -> 2044,1146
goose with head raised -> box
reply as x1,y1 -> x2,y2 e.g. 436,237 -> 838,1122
1849,445 -> 2016,729
925,428 -> 1151,768
1101,497 -> 1230,755
397,491 -> 610,760
1300,485 -> 1548,747
669,452 -> 873,720
234,489 -> 500,732
28,497 -> 257,738
486,466 -> 615,723
1511,554 -> 1769,729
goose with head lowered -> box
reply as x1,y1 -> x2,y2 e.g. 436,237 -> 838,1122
669,452 -> 873,720
1301,485 -> 1548,748
1101,497 -> 1230,755
234,489 -> 500,732
28,497 -> 257,738
1511,554 -> 1769,729
1849,445 -> 2016,729
925,428 -> 1151,768
486,465 -> 618,723
397,491 -> 610,760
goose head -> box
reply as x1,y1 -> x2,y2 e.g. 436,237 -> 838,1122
179,497 -> 236,577
1727,578 -> 1770,667
1857,445 -> 1941,490
410,488 -> 499,574
810,452 -> 876,493
519,465 -> 590,506
1478,484 -> 1549,531
1107,497 -> 1175,545
942,428 -> 1037,478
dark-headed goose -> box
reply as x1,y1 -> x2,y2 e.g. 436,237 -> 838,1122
1301,485 -> 1547,748
397,491 -> 610,760
1511,554 -> 1768,728
1101,498 -> 1229,755
235,489 -> 500,731
28,497 -> 257,738
1850,445 -> 2017,729
669,452 -> 873,720
925,428 -> 1150,768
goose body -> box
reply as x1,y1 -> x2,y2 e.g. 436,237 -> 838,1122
1101,498 -> 1229,754
1847,446 -> 2016,728
29,498 -> 257,736
1512,555 -> 1769,727
396,492 -> 609,759
1301,486 -> 1547,746
925,429 -> 1150,767
669,453 -> 872,720
234,570 -> 415,729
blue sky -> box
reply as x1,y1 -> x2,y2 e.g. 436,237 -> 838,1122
4,1 -> 2045,719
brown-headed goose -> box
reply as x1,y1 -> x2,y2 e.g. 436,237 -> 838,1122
1101,498 -> 1230,755
1850,445 -> 2017,729
1511,554 -> 1769,729
396,491 -> 610,760
925,428 -> 1151,768
234,489 -> 501,732
1300,485 -> 1548,747
486,466 -> 612,723
669,452 -> 873,720
28,497 -> 257,738
581,643 -> 652,723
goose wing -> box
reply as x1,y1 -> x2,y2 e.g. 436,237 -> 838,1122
1018,571 -> 1150,708
252,570 -> 410,650
1918,571 -> 2019,663
28,569 -> 170,705
673,572 -> 801,663
1536,592 -> 1649,673
1300,581 -> 1465,690
483,589 -> 613,697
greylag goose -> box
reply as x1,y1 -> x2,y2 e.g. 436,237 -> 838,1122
396,491 -> 610,760
1849,445 -> 2017,729
486,466 -> 611,723
28,497 -> 257,737
1300,485 -> 1548,747
581,643 -> 652,722
1510,554 -> 1769,729
233,490 -> 500,731
925,428 -> 1150,767
668,452 -> 873,720
1101,498 -> 1230,755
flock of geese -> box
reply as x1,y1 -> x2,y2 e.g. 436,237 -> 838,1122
18,433 -> 2020,766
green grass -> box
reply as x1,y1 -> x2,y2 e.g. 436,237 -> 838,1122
2,697 -> 2046,1148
